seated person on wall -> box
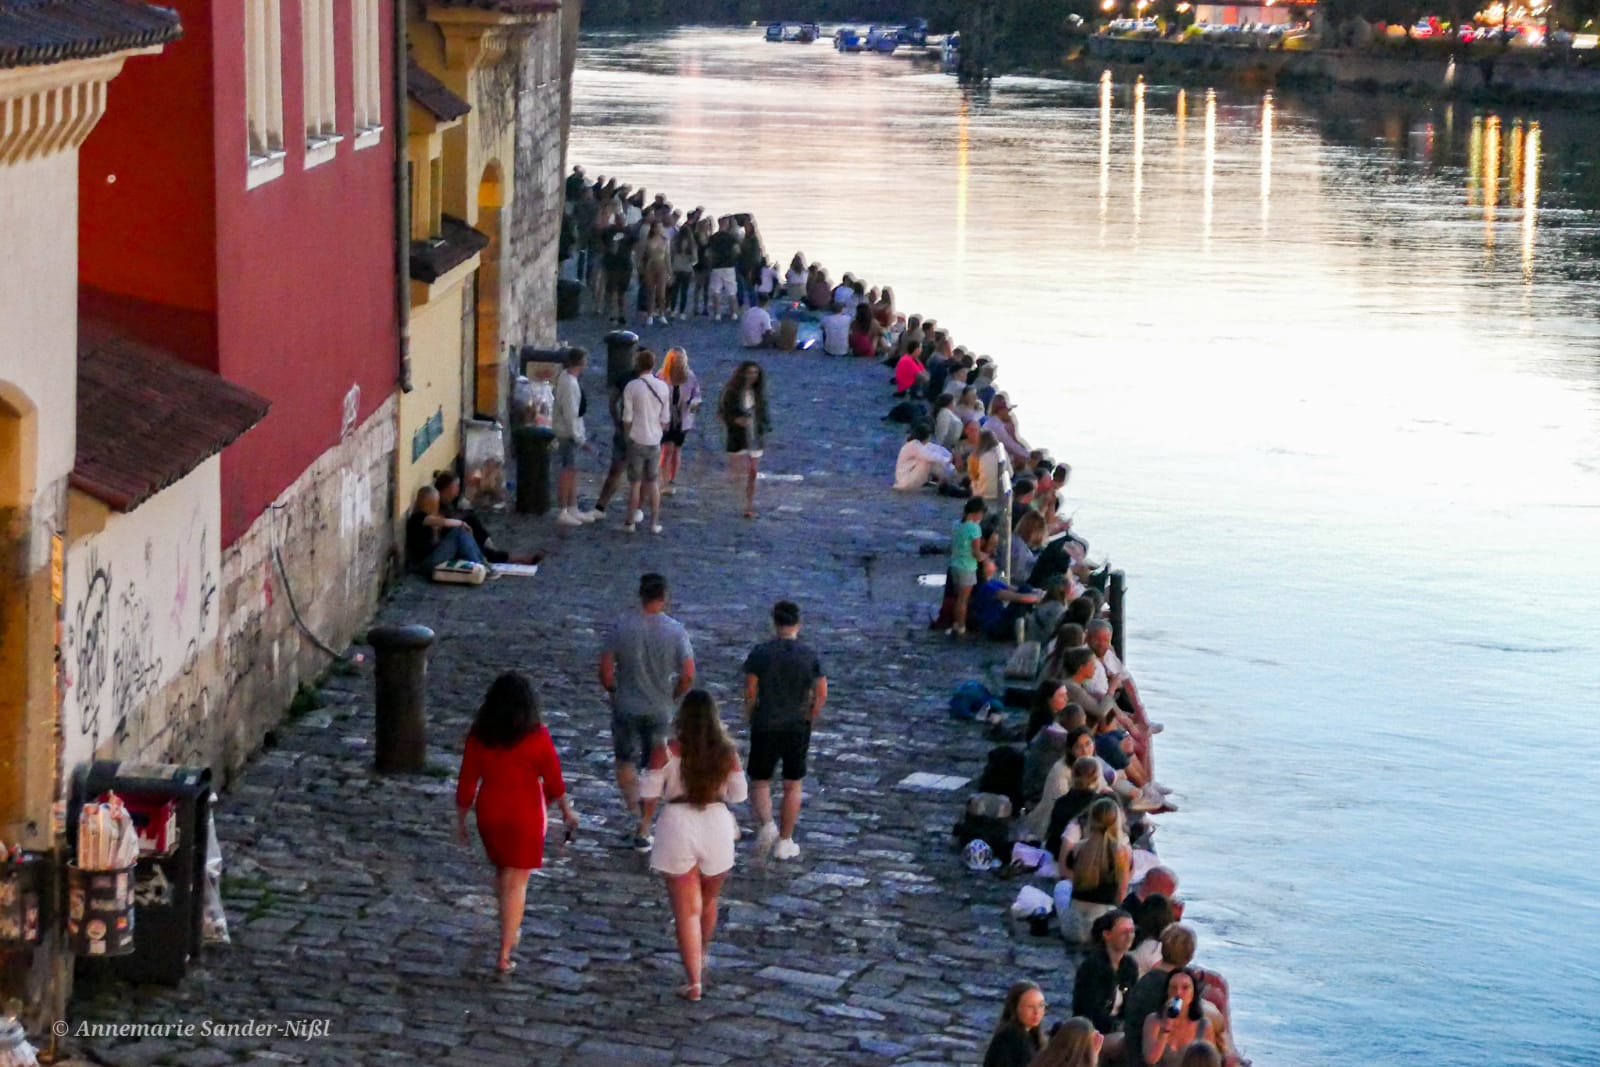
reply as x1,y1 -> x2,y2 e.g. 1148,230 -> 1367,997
434,471 -> 542,566
739,293 -> 776,348
893,422 -> 963,493
893,340 -> 929,398
406,485 -> 489,575
968,558 -> 1043,641
1124,924 -> 1243,1067
820,301 -> 853,357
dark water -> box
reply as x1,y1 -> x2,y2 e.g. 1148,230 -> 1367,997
570,29 -> 1600,1066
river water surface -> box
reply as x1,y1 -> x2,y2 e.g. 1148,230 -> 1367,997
569,29 -> 1600,1067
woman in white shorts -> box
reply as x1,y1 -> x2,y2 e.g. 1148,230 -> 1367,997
640,690 -> 747,1001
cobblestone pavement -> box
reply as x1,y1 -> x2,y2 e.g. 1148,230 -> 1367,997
73,313 -> 1083,1067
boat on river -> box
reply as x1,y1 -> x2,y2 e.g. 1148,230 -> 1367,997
866,26 -> 900,53
764,21 -> 819,43
835,26 -> 865,51
941,31 -> 960,68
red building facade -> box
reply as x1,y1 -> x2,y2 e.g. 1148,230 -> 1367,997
79,0 -> 398,542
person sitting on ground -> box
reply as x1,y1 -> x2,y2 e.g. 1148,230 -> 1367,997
897,314 -> 924,358
831,272 -> 857,313
1019,718 -> 1093,843
1140,969 -> 1214,1067
805,264 -> 833,311
1073,909 -> 1138,1063
894,422 -> 960,492
1089,619 -> 1158,732
893,339 -> 928,397
1124,866 -> 1183,932
739,292 -> 776,348
406,485 -> 490,575
983,981 -> 1048,1067
874,285 -> 895,329
931,393 -> 964,453
1030,1016 -> 1103,1067
784,252 -> 807,296
1021,723 -> 1070,808
820,301 -> 853,357
983,393 -> 1033,466
940,361 -> 970,401
849,301 -> 882,359
954,384 -> 986,426
1128,893 -> 1179,976
969,558 -> 1043,641
1027,575 -> 1074,647
1061,797 -> 1132,945
1045,755 -> 1110,858
1011,511 -> 1048,581
1125,925 -> 1232,1067
1025,679 -> 1073,742
975,359 -> 999,406
435,470 -> 525,564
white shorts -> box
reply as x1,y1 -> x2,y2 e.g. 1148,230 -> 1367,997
708,268 -> 737,300
650,801 -> 737,877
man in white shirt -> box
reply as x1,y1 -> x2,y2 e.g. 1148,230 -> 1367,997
831,273 -> 857,314
820,303 -> 852,357
553,347 -> 601,527
893,423 -> 958,491
740,294 -> 775,348
619,348 -> 672,534
1086,619 -> 1161,733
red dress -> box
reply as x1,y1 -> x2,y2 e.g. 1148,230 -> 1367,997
455,727 -> 566,869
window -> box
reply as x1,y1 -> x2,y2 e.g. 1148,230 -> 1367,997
351,0 -> 382,149
302,0 -> 339,167
245,0 -> 285,187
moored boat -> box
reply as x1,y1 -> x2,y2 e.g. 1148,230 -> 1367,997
835,26 -> 865,51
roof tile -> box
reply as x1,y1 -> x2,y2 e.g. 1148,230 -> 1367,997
0,0 -> 181,70
73,320 -> 270,511
406,56 -> 470,123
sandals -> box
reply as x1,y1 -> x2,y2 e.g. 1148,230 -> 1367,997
494,960 -> 517,977
676,982 -> 702,1002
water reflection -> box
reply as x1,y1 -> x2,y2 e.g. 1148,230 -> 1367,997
956,94 -> 970,283
1176,88 -> 1188,171
1260,91 -> 1273,230
1133,77 -> 1145,227
1203,88 -> 1216,245
1484,115 -> 1501,251
1523,121 -> 1541,279
1099,69 -> 1112,225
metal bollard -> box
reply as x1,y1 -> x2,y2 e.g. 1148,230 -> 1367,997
1107,571 -> 1127,662
366,624 -> 436,773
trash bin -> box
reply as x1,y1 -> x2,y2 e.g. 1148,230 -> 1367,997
513,425 -> 555,515
556,278 -> 583,321
70,760 -> 212,985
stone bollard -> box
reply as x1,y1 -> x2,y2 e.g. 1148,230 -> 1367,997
1108,571 -> 1127,662
366,624 -> 435,773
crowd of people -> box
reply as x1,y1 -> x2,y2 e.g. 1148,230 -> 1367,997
441,168 -> 1248,1062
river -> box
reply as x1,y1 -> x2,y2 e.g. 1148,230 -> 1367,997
569,29 -> 1600,1067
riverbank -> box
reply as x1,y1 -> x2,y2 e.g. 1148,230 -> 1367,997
1078,35 -> 1600,106
66,308 -> 1106,1065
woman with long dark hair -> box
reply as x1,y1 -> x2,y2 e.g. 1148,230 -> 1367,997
1030,1016 -> 1102,1067
719,361 -> 770,519
1140,968 -> 1212,1066
983,980 -> 1048,1067
455,672 -> 578,974
640,690 -> 747,1001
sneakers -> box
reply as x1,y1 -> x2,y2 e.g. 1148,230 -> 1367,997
631,833 -> 653,853
753,821 -> 779,859
555,508 -> 585,527
579,508 -> 605,522
631,509 -> 645,524
1130,785 -> 1166,813
772,838 -> 801,861
650,523 -> 664,535
621,522 -> 636,534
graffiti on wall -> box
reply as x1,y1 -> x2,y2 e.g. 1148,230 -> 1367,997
61,461 -> 222,774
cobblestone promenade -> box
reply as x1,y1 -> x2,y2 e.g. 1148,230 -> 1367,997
73,315 -> 1074,1066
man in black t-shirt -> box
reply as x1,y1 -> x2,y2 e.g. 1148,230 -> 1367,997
742,600 -> 826,862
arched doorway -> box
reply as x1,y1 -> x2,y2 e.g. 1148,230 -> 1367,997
473,161 -> 504,420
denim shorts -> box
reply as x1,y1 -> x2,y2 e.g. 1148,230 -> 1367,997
557,438 -> 579,469
611,712 -> 664,766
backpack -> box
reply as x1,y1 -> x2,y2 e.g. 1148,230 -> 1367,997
948,680 -> 998,721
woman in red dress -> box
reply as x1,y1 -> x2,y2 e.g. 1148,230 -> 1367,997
455,672 -> 578,974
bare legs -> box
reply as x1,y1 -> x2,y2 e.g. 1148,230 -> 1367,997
627,476 -> 661,529
660,443 -> 681,488
493,866 -> 531,970
778,779 -> 802,843
728,454 -> 758,517
951,582 -> 973,636
664,869 -> 727,997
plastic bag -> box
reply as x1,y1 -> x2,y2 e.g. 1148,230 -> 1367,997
202,803 -> 229,945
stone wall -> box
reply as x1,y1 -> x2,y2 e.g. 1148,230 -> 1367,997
94,397 -> 398,783
505,15 -> 565,350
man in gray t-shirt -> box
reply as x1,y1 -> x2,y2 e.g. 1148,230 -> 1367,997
600,572 -> 695,850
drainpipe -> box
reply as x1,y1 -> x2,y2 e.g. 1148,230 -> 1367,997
390,1 -> 411,569
392,6 -> 411,395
